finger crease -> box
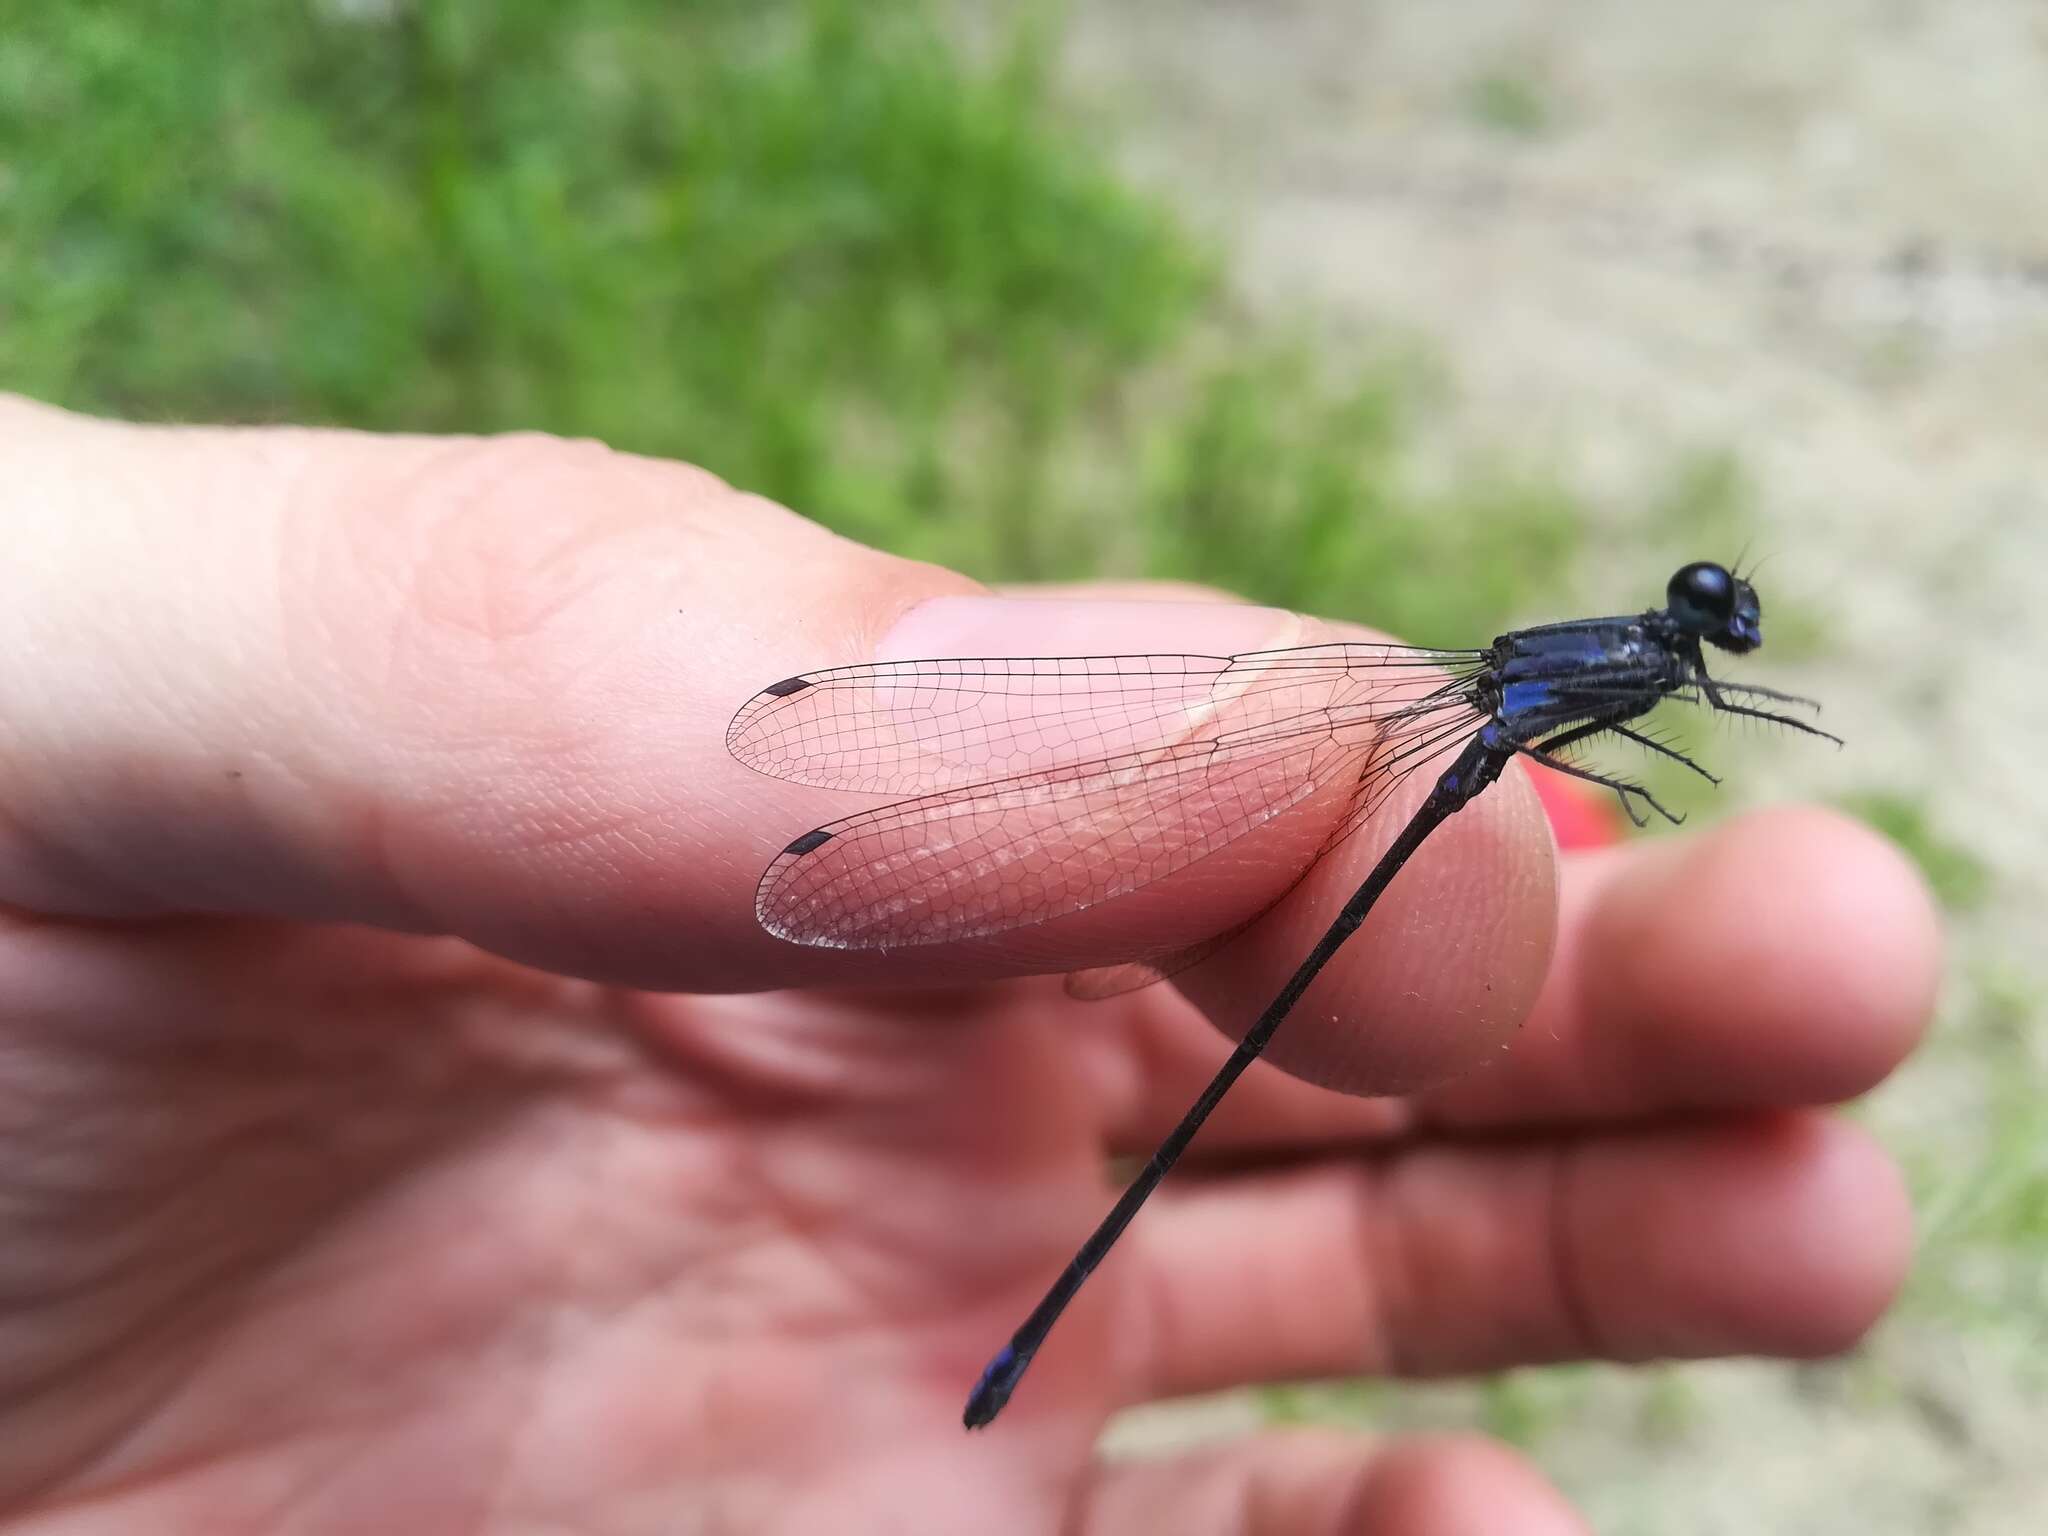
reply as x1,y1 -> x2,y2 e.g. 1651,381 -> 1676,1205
1349,1161 -> 1406,1378
1545,1140 -> 1607,1360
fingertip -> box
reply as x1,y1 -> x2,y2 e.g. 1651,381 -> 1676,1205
1185,754 -> 1559,1098
1763,1112 -> 1914,1351
1577,803 -> 1941,1107
1352,1433 -> 1589,1536
1690,804 -> 1941,1090
1734,803 -> 1944,1075
1565,1110 -> 1912,1364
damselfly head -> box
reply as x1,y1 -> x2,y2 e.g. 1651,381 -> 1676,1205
1667,561 -> 1762,654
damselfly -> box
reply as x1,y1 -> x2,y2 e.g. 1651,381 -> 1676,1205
727,561 -> 1836,1427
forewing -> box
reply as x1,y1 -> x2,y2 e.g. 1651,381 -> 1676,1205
749,651 -> 1486,950
1058,698 -> 1489,994
727,644 -> 1475,795
754,728 -> 1357,948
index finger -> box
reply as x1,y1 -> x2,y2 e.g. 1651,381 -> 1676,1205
0,400 -> 1556,1088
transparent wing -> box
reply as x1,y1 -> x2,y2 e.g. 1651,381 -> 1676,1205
727,644 -> 1482,794
729,645 -> 1488,950
1061,699 -> 1491,994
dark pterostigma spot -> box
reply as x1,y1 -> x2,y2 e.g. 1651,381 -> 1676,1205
782,828 -> 834,856
764,676 -> 814,697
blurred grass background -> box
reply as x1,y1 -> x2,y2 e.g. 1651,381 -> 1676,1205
0,0 -> 1580,644
2,0 -> 2033,1529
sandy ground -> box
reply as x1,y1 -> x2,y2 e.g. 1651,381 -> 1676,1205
1049,2 -> 2048,1529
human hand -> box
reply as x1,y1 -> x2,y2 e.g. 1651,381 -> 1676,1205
0,398 -> 1938,1535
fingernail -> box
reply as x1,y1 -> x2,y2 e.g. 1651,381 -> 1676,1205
878,596 -> 1306,663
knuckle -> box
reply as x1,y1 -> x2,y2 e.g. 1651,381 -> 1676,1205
314,433 -> 731,731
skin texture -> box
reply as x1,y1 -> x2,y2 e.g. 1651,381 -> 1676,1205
0,396 -> 1940,1535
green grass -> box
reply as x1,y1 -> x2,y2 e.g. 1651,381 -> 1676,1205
1462,68 -> 1553,139
0,0 -> 1580,640
1903,971 -> 2048,1330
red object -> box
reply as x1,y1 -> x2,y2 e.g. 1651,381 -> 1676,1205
1525,761 -> 1627,850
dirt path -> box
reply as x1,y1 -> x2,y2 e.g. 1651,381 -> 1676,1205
1060,2 -> 2047,1529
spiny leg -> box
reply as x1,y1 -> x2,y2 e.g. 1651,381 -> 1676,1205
1696,671 -> 1843,744
1524,713 -> 1680,825
1519,745 -> 1681,827
1711,679 -> 1823,711
1537,713 -> 1721,785
1521,707 -> 1685,826
1606,722 -> 1719,784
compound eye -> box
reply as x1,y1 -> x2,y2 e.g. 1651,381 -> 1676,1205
1668,561 -> 1737,634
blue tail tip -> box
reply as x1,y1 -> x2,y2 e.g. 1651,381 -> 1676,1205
962,1344 -> 1019,1430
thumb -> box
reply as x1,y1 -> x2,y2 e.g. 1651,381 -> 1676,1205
0,397 -> 1369,992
